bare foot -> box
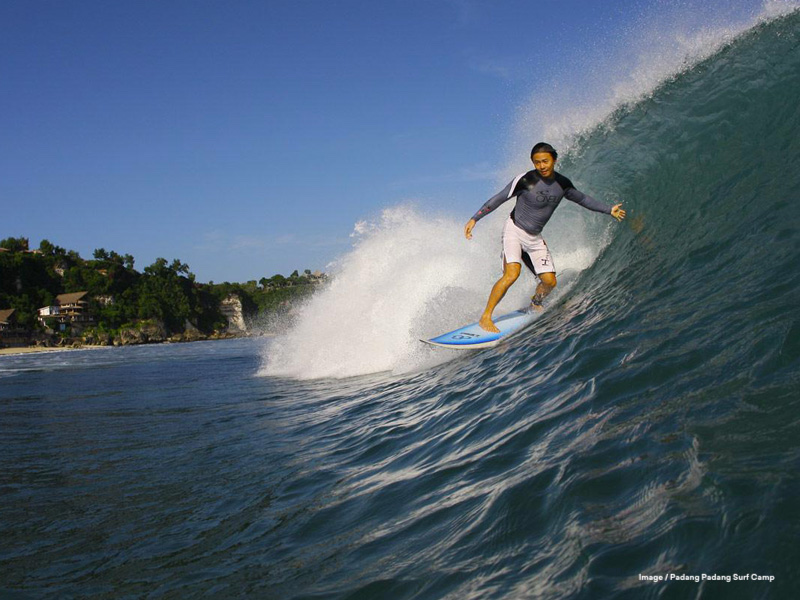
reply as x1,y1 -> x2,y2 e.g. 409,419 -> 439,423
479,315 -> 499,333
529,302 -> 544,313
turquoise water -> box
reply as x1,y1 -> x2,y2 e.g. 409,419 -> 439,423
3,10 -> 800,600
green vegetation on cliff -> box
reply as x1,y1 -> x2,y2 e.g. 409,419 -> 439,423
0,236 -> 323,335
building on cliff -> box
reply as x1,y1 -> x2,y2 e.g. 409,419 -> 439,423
37,291 -> 94,333
0,309 -> 15,332
0,308 -> 30,347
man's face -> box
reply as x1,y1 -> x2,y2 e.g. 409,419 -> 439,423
532,152 -> 556,178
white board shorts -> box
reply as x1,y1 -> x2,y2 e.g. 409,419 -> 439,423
502,217 -> 555,275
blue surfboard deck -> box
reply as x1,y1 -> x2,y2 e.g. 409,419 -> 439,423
422,308 -> 535,349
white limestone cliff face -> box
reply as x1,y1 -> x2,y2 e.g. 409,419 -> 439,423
220,294 -> 247,333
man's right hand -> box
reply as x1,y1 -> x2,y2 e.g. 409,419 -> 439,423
464,219 -> 476,240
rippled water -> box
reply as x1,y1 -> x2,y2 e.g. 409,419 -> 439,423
3,7 -> 800,600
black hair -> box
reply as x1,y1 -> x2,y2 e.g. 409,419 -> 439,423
530,142 -> 558,160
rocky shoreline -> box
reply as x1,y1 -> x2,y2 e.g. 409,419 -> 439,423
85,320 -> 248,347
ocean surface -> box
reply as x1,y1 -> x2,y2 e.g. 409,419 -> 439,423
3,7 -> 800,600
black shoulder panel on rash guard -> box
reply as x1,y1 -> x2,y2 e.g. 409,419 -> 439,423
554,173 -> 574,191
511,170 -> 541,223
513,170 -> 541,196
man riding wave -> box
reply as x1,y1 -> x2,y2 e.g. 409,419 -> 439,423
464,142 -> 626,332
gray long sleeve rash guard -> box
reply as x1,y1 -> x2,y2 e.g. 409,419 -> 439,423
471,170 -> 611,235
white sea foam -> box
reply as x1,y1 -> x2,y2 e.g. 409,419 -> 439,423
258,204 -> 601,379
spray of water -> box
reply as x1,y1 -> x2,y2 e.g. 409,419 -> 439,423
507,0 -> 800,164
258,203 -> 600,379
260,206 -> 492,378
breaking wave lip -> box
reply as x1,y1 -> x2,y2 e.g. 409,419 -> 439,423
257,1 -> 799,381
507,0 -> 800,169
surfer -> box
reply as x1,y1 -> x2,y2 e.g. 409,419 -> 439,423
464,142 -> 626,332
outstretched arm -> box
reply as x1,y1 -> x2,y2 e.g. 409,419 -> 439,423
465,175 -> 524,239
564,186 -> 626,222
564,187 -> 612,214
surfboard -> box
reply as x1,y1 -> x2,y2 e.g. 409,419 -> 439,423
421,308 -> 535,349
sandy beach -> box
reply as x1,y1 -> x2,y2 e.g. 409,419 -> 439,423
0,345 -> 105,356
0,335 -> 262,357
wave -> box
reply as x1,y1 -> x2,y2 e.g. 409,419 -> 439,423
255,7 -> 800,599
260,4 -> 800,382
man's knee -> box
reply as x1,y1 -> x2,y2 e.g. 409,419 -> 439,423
539,272 -> 557,288
503,262 -> 521,284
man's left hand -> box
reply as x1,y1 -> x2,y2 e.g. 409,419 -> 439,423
611,204 -> 626,222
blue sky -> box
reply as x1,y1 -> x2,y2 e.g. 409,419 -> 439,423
1,0 -> 766,283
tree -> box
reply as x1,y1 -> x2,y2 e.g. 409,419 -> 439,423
0,237 -> 29,252
39,239 -> 54,256
138,257 -> 200,333
38,239 -> 66,259
170,259 -> 190,275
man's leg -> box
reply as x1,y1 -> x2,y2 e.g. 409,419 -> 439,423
523,236 -> 556,311
479,261 -> 521,332
531,272 -> 557,311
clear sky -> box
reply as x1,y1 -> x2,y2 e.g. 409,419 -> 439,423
1,0 -> 768,283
